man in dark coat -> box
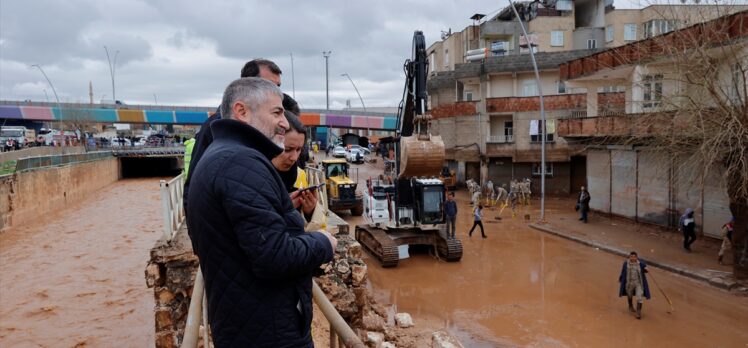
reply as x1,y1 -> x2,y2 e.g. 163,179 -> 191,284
183,59 -> 285,208
577,185 -> 591,223
618,251 -> 651,319
187,77 -> 336,347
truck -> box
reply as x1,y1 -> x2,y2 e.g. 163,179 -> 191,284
0,126 -> 34,149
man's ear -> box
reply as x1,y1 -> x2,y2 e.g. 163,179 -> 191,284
232,101 -> 252,124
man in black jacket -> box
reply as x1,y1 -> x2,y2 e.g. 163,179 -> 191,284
187,77 -> 336,347
184,59 -> 285,207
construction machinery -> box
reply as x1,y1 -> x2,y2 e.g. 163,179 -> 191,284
320,159 -> 364,216
356,31 -> 463,267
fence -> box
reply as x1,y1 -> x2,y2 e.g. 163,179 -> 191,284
14,151 -> 113,172
0,146 -> 86,164
486,134 -> 514,143
159,173 -> 185,241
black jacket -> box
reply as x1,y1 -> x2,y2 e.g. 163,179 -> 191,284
183,109 -> 221,207
186,119 -> 333,347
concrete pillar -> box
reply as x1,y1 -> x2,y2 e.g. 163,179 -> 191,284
480,160 -> 489,186
586,87 -> 598,117
457,161 -> 466,184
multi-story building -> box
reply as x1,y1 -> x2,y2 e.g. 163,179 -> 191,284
425,1 -> 746,195
556,10 -> 747,238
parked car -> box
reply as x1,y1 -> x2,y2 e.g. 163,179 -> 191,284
332,146 -> 347,158
349,144 -> 370,155
346,148 -> 365,164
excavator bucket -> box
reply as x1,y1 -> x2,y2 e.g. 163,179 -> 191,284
398,135 -> 445,178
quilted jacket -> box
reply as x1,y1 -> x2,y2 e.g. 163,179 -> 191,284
186,118 -> 334,347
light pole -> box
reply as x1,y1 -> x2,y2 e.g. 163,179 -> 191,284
323,51 -> 331,110
290,52 -> 296,99
341,73 -> 366,112
508,1 -> 547,221
104,46 -> 119,102
31,64 -> 63,129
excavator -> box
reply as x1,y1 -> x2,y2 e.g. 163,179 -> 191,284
355,31 -> 463,267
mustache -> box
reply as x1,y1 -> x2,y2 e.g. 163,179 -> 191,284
274,126 -> 286,136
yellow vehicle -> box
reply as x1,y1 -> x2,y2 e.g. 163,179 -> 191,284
320,159 -> 363,216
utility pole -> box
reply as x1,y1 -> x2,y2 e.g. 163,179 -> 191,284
323,51 -> 331,110
290,52 -> 296,99
104,46 -> 119,102
31,64 -> 62,129
341,73 -> 366,112
509,1 -> 547,221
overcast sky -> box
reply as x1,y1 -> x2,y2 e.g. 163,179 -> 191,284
1,0 -> 650,109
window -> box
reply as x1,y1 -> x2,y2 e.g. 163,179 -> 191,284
624,24 -> 637,41
644,20 -> 677,39
444,49 -> 449,67
606,26 -> 614,42
530,119 -> 555,142
551,31 -> 564,47
522,79 -> 538,96
532,162 -> 553,176
557,80 -> 566,94
730,63 -> 745,105
465,91 -> 474,101
643,74 -> 663,108
587,39 -> 597,49
429,53 -> 435,73
504,121 -> 514,142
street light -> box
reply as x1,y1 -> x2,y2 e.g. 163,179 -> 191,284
104,46 -> 119,102
508,0 -> 547,221
341,73 -> 366,112
323,51 -> 332,110
30,64 -> 63,129
290,52 -> 296,99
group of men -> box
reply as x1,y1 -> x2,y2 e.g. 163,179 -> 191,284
184,59 -> 337,347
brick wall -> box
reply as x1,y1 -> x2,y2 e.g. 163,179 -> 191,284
486,94 -> 586,113
430,101 -> 478,118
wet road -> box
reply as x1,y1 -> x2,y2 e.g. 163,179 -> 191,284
0,179 -> 162,347
332,154 -> 748,347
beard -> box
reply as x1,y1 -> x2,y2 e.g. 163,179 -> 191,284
250,118 -> 285,149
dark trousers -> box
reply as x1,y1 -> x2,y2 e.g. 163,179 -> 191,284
469,220 -> 485,237
683,229 -> 697,250
580,210 -> 588,222
446,216 -> 456,238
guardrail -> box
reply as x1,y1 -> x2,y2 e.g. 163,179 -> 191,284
159,173 -> 185,241
305,166 -> 328,212
486,134 -> 514,143
15,151 -> 113,172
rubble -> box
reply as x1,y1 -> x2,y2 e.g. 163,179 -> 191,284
366,331 -> 385,347
395,312 -> 414,328
432,330 -> 464,348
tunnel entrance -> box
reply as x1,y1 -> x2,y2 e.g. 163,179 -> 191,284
120,157 -> 182,178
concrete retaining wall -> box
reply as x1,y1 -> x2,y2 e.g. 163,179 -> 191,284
0,157 -> 120,231
0,146 -> 86,164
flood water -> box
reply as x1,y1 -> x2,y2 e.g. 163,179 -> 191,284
0,179 -> 162,347
337,154 -> 748,347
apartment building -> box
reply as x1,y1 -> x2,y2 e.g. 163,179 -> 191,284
556,10 -> 747,237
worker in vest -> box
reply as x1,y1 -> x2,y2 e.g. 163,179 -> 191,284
183,137 -> 196,177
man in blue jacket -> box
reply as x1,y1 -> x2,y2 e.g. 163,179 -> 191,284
618,251 -> 651,319
187,77 -> 336,347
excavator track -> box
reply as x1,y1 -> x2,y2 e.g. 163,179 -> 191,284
355,225 -> 399,268
436,235 -> 463,262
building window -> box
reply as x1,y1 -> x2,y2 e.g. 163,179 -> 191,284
429,53 -> 435,73
644,20 -> 677,39
505,121 -> 514,142
557,81 -> 566,94
551,31 -> 564,47
624,24 -> 637,41
522,79 -> 538,96
587,39 -> 597,49
530,119 -> 555,142
444,49 -> 449,67
643,74 -> 663,108
532,162 -> 553,176
465,91 -> 474,101
606,25 -> 614,42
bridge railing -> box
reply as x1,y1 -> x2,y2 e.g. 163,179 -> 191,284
14,151 -> 113,172
160,173 -> 185,241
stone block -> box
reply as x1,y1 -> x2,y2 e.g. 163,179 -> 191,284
157,288 -> 175,305
381,342 -> 396,348
155,306 -> 174,331
432,330 -> 464,348
347,241 -> 363,259
361,311 -> 386,332
145,262 -> 163,288
366,331 -> 385,348
395,312 -> 413,328
155,331 -> 178,348
351,263 -> 367,287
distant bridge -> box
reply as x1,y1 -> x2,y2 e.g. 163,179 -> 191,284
111,146 -> 185,158
0,100 -> 398,131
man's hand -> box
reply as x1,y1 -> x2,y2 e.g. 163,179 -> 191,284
319,230 -> 338,250
290,190 -> 303,209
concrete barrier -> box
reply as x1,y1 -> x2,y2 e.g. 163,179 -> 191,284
0,146 -> 86,164
0,157 -> 120,232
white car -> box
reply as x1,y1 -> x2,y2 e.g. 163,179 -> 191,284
349,144 -> 370,155
332,146 -> 347,158
346,148 -> 365,164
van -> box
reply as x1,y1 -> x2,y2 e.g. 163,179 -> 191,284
0,126 -> 31,149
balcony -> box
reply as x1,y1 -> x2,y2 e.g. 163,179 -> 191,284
557,112 -> 676,138
486,134 -> 514,143
430,101 -> 478,119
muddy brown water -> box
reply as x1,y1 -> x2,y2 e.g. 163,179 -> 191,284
0,178 -> 162,347
339,155 -> 748,347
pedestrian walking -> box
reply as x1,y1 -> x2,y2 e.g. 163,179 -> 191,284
186,77 -> 336,347
618,251 -> 651,319
577,186 -> 591,223
680,208 -> 697,252
718,217 -> 735,264
444,192 -> 457,239
468,204 -> 486,238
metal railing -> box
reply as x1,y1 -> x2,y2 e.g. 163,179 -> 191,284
306,166 -> 328,212
486,134 -> 514,143
159,173 -> 185,241
15,151 -> 113,172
